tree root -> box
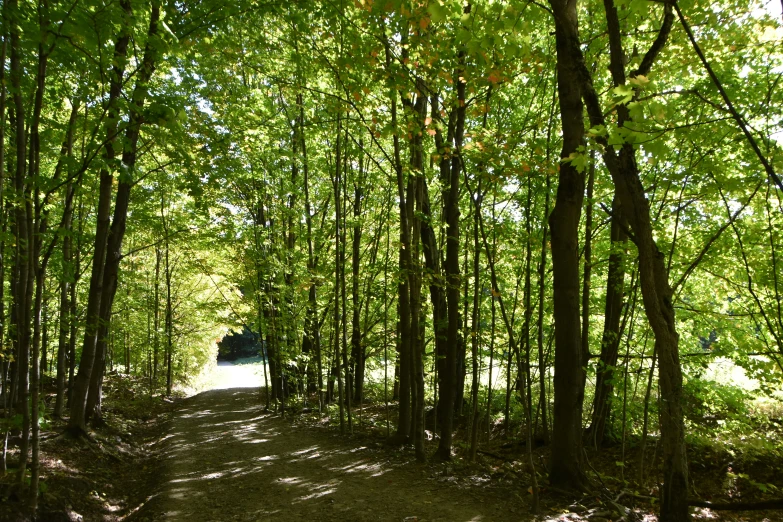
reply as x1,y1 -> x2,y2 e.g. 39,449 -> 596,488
50,426 -> 97,444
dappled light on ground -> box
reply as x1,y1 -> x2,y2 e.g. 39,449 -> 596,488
131,388 -> 521,521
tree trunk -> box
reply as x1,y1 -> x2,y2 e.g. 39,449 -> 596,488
386,57 -> 412,443
420,150 -> 447,432
588,193 -> 627,447
164,224 -> 173,396
437,57 -> 466,460
340,157 -> 352,429
66,251 -> 78,406
54,102 -> 79,417
86,0 -> 161,422
426,92 -> 452,435
300,93 -> 320,399
0,12 -> 6,414
468,184 -> 481,462
333,117 -> 346,432
68,0 -> 132,434
153,247 -> 161,387
581,158 -> 595,376
29,266 -> 44,509
536,171 -> 552,443
351,173 -> 364,402
40,303 -> 48,379
55,269 -> 72,417
578,1 -> 687,516
410,176 -> 425,461
547,0 -> 590,491
9,0 -> 34,483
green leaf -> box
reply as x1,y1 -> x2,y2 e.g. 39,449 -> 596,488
587,125 -> 607,138
608,127 -> 626,149
427,1 -> 448,24
563,149 -> 589,173
611,84 -> 635,106
629,0 -> 647,15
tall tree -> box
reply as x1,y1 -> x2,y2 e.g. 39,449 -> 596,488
547,0 -> 590,491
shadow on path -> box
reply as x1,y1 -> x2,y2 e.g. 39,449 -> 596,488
131,388 -> 525,522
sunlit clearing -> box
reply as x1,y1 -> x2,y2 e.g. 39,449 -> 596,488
199,360 -> 266,390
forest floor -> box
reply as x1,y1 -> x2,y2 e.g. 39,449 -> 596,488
0,372 -> 176,521
1,363 -> 782,521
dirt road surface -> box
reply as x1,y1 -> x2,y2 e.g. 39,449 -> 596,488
130,385 -> 529,521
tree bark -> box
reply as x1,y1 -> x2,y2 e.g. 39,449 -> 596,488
439,57 -> 466,460
578,2 -> 688,517
536,172 -> 552,443
340,152 -> 352,429
68,0 -> 132,434
85,0 -> 161,423
581,157 -> 595,376
53,100 -> 79,417
588,193 -> 627,447
386,56 -> 412,444
333,117 -> 346,432
300,93 -> 321,399
9,0 -> 34,484
351,170 -> 364,402
164,223 -> 173,396
468,184 -> 481,462
153,247 -> 161,388
547,0 -> 590,491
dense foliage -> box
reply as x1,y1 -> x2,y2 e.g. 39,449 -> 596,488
0,0 -> 781,518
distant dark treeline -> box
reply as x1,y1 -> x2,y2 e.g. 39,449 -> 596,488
217,328 -> 264,361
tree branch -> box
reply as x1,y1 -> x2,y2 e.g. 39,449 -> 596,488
674,1 -> 783,194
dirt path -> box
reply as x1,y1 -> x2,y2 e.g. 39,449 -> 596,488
130,387 -> 530,522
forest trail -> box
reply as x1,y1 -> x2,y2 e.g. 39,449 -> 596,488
130,387 -> 530,522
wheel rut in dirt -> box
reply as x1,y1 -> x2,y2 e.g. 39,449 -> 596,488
131,388 -> 524,522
